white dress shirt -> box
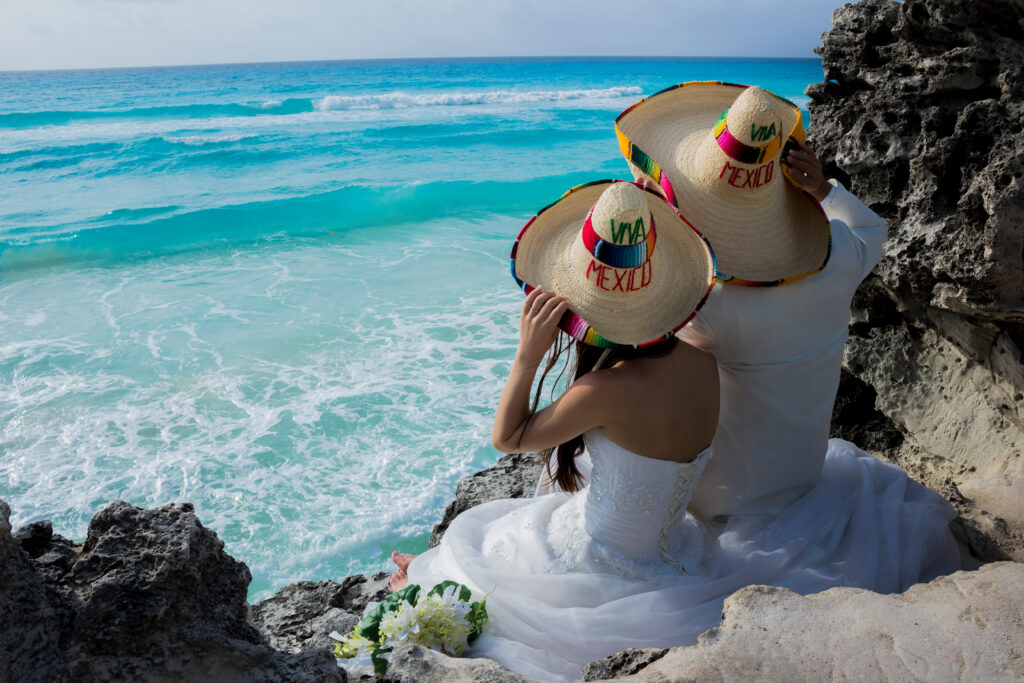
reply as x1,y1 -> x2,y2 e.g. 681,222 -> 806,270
679,182 -> 888,518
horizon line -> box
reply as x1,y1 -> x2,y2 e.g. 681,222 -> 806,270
0,54 -> 822,76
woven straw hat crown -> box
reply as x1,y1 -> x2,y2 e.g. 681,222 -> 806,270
566,182 -> 657,312
589,182 -> 650,247
724,86 -> 784,150
692,85 -> 789,192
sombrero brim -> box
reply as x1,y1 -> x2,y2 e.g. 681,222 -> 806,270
511,180 -> 716,347
615,82 -> 831,285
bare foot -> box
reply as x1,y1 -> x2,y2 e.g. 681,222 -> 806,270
389,567 -> 408,592
388,550 -> 417,592
391,551 -> 415,572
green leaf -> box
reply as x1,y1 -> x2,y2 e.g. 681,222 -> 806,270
392,582 -> 422,607
356,602 -> 387,642
467,599 -> 489,644
427,580 -> 472,603
371,647 -> 392,677
357,584 -> 421,642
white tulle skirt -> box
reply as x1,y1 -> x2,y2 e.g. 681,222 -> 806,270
407,439 -> 961,682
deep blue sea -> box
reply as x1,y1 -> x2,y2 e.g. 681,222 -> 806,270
0,57 -> 821,599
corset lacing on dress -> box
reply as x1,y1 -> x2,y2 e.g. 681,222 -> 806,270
656,450 -> 711,572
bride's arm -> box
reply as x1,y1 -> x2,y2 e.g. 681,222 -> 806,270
491,288 -> 610,454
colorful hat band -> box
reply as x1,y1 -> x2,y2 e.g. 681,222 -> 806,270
581,208 -> 657,269
548,286 -> 618,348
615,124 -> 678,207
713,110 -> 783,165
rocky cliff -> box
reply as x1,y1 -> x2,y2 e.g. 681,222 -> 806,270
808,0 -> 1024,561
0,499 -> 343,682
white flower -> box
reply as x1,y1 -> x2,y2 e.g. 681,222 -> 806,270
441,585 -> 474,618
409,591 -> 474,655
379,600 -> 419,645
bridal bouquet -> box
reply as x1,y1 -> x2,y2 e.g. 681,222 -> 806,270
330,581 -> 488,677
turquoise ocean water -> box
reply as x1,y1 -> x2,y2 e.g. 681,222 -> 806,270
0,58 -> 821,599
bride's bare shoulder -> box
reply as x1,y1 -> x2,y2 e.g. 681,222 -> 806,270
674,339 -> 718,374
587,342 -> 715,392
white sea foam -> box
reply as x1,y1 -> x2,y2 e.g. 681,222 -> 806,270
314,86 -> 644,111
0,86 -> 640,154
0,222 -> 523,600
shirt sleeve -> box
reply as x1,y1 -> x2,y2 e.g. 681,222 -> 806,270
819,180 -> 889,283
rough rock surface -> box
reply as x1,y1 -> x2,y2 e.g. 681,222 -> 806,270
0,500 -> 67,683
0,498 -> 341,683
809,0 -> 1024,562
601,563 -> 1024,682
582,649 -> 669,681
385,644 -> 534,682
428,451 -> 543,547
251,572 -> 390,658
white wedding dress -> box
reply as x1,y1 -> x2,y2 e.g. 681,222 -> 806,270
407,429 -> 960,682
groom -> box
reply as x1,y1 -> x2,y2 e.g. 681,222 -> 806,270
614,84 -> 889,518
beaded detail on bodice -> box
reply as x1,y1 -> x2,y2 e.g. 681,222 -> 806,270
583,429 -> 710,570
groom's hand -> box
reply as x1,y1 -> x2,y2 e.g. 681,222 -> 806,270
782,141 -> 832,203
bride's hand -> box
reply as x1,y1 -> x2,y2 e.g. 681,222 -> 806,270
517,288 -> 570,366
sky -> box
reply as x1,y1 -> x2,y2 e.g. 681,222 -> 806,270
0,0 -> 840,71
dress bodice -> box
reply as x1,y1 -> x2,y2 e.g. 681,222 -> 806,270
582,429 -> 710,566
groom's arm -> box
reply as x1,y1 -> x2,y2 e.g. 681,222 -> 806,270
819,181 -> 889,283
783,142 -> 888,283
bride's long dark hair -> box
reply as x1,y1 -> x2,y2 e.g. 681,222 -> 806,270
519,333 -> 678,494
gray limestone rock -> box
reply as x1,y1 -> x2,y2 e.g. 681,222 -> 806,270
384,643 -> 535,682
582,648 -> 669,681
0,499 -> 68,683
830,368 -> 908,463
600,563 -> 1024,682
251,573 -> 390,657
0,498 -> 342,683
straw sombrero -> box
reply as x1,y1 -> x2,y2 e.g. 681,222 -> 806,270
615,82 -> 831,286
511,180 -> 715,348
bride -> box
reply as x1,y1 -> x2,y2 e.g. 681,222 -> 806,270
392,178 -> 960,682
